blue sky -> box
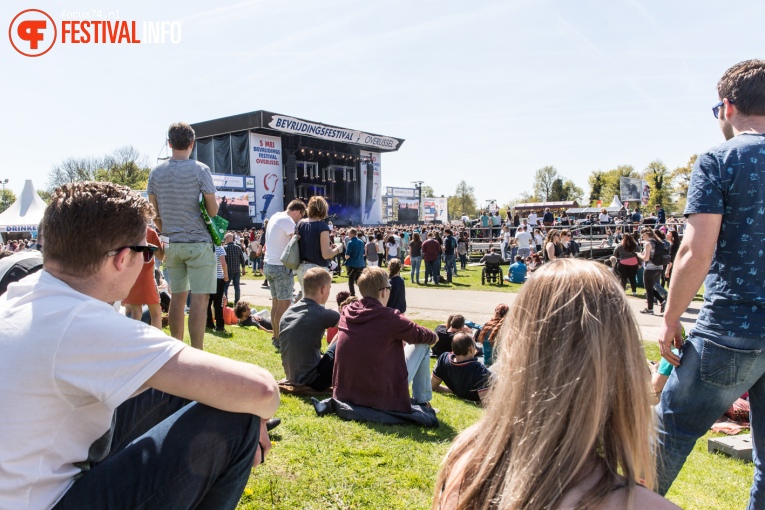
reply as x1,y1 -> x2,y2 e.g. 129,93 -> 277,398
2,0 -> 764,206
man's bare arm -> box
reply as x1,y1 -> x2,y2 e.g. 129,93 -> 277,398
203,193 -> 219,217
148,194 -> 162,233
431,375 -> 451,394
659,214 -> 721,366
145,347 -> 280,418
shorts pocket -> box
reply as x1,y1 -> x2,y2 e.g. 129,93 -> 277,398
700,338 -> 760,387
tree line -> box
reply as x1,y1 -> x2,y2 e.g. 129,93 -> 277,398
432,155 -> 696,220
47,146 -> 151,194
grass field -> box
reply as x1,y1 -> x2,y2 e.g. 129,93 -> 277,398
183,320 -> 755,509
241,263 -> 705,299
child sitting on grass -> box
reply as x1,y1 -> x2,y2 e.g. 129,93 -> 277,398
234,301 -> 273,332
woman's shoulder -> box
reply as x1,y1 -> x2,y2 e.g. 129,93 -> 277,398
593,485 -> 680,510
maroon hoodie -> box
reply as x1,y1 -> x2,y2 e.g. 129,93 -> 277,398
332,297 -> 437,413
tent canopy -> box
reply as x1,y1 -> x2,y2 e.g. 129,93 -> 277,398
0,180 -> 47,234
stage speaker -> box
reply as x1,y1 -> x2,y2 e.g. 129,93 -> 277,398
285,154 -> 297,202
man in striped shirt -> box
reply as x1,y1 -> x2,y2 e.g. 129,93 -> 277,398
147,122 -> 218,350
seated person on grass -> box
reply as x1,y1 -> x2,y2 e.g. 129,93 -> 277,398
234,300 -> 273,332
333,266 -> 438,412
279,267 -> 340,392
505,255 -> 527,283
433,314 -> 472,358
431,333 -> 492,403
0,181 -> 279,509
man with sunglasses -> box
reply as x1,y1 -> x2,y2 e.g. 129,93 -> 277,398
655,60 -> 765,505
0,181 -> 279,509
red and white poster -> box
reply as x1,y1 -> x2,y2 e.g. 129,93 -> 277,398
249,133 -> 284,222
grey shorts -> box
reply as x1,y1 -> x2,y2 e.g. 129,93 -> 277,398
263,263 -> 295,301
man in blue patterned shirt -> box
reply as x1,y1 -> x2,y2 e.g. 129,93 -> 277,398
655,60 -> 765,504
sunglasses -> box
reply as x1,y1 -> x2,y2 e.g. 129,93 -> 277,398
712,99 -> 734,119
106,244 -> 159,264
380,285 -> 392,291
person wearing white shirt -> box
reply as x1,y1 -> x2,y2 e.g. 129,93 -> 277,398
263,200 -> 307,346
0,181 -> 279,509
515,226 -> 532,259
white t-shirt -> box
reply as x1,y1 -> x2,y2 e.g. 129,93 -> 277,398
527,213 -> 538,226
264,211 -> 296,265
0,271 -> 185,509
515,231 -> 532,247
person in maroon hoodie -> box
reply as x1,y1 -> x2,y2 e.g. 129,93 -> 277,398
332,266 -> 438,412
421,232 -> 442,285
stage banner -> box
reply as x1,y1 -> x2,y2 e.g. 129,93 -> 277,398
249,133 -> 284,222
620,177 -> 643,203
265,113 -> 402,151
398,198 -> 420,223
359,150 -> 383,224
423,198 -> 448,223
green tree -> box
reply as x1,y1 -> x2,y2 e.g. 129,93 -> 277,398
95,146 -> 151,190
550,178 -> 584,202
643,159 -> 673,210
517,191 -> 536,203
600,165 -> 640,205
37,190 -> 52,204
48,146 -> 150,191
533,166 -> 559,201
0,189 -> 16,214
670,154 -> 697,213
447,180 -> 478,219
588,171 -> 605,206
421,185 -> 435,198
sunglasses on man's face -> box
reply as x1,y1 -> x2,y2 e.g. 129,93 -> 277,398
712,99 -> 734,119
106,244 -> 159,264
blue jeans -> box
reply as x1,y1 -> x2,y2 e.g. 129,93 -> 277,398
424,259 -> 439,284
444,254 -> 456,281
223,271 -> 241,305
483,340 -> 495,367
410,256 -> 422,283
501,241 -> 509,260
404,343 -> 432,404
656,327 -> 765,508
54,390 -> 261,510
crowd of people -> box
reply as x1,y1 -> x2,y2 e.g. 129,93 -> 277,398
2,58 -> 764,509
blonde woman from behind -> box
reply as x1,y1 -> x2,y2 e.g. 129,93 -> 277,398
433,259 -> 679,510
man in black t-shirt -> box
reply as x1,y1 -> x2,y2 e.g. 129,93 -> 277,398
431,333 -> 491,402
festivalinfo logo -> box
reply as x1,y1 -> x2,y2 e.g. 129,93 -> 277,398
9,8 -> 182,57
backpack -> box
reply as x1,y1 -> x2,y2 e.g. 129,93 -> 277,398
650,240 -> 664,266
661,240 -> 672,265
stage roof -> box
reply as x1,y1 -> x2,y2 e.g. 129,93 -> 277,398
191,111 -> 405,153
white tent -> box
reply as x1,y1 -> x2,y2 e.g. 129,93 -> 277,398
0,180 -> 47,236
608,195 -> 623,209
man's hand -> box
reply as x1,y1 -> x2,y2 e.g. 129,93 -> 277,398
658,319 -> 684,367
252,418 -> 272,468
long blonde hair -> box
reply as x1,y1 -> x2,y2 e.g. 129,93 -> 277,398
433,259 -> 654,510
